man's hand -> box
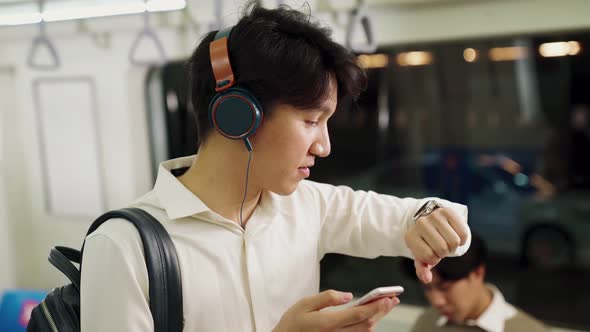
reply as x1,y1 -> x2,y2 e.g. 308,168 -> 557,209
404,207 -> 469,283
273,290 -> 399,332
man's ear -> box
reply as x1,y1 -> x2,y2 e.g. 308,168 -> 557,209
470,264 -> 486,282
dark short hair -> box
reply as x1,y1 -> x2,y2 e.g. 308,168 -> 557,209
186,1 -> 367,146
433,233 -> 488,282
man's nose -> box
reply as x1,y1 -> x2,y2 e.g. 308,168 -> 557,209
310,128 -> 330,157
310,141 -> 330,158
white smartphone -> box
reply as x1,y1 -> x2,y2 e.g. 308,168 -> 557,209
343,286 -> 404,308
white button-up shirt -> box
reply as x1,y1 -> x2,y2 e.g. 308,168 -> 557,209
81,155 -> 469,331
436,285 -> 517,332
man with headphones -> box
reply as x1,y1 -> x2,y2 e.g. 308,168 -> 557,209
81,2 -> 471,331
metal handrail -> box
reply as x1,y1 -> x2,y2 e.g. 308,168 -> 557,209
346,0 -> 377,53
208,0 -> 223,32
129,3 -> 167,66
27,0 -> 60,70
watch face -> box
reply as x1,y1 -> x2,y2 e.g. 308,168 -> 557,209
414,200 -> 432,220
415,200 -> 442,220
425,201 -> 435,210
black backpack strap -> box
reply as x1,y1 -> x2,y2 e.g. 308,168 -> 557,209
80,207 -> 184,332
48,246 -> 82,290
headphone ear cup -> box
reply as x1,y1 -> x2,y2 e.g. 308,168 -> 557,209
209,87 -> 263,139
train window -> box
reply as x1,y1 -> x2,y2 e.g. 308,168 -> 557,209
316,33 -> 590,330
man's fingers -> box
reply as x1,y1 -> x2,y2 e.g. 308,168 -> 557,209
297,290 -> 353,312
421,269 -> 433,284
414,260 -> 435,284
361,297 -> 398,324
319,296 -> 397,329
432,214 -> 462,253
408,233 -> 441,266
439,208 -> 469,246
418,218 -> 453,259
415,208 -> 468,258
337,297 -> 400,331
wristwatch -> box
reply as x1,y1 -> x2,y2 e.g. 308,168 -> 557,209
412,200 -> 444,222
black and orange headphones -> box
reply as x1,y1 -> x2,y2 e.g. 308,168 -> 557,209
208,26 -> 263,152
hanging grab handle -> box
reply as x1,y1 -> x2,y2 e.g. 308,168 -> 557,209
346,0 -> 377,54
129,3 -> 167,66
27,1 -> 60,70
208,0 -> 223,31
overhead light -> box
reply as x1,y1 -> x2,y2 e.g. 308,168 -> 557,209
0,12 -> 42,26
43,3 -> 145,22
539,41 -> 582,57
0,2 -> 41,26
358,54 -> 389,68
0,0 -> 186,26
396,51 -> 433,66
463,48 -> 478,62
146,0 -> 186,12
489,46 -> 528,61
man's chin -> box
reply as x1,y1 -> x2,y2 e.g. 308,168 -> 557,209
446,314 -> 465,324
271,181 -> 301,196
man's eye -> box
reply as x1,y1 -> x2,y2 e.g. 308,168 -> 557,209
439,284 -> 451,292
305,120 -> 319,126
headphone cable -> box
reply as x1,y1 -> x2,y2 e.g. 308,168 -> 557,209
239,150 -> 253,229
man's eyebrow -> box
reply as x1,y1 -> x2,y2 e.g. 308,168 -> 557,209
319,104 -> 335,115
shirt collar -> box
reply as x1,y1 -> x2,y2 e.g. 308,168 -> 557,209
435,284 -> 517,332
154,155 -> 210,220
153,155 -> 280,223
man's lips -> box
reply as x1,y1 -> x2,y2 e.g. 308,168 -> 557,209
298,167 -> 311,177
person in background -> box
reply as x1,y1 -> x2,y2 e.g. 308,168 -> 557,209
411,233 -> 547,332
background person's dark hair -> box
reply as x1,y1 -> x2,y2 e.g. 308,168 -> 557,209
186,1 -> 367,146
433,233 -> 488,282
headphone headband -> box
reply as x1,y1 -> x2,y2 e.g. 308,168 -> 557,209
208,25 -> 262,152
210,27 -> 235,92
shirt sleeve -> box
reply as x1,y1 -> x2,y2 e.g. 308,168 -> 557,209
80,220 -> 153,332
303,181 -> 470,260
